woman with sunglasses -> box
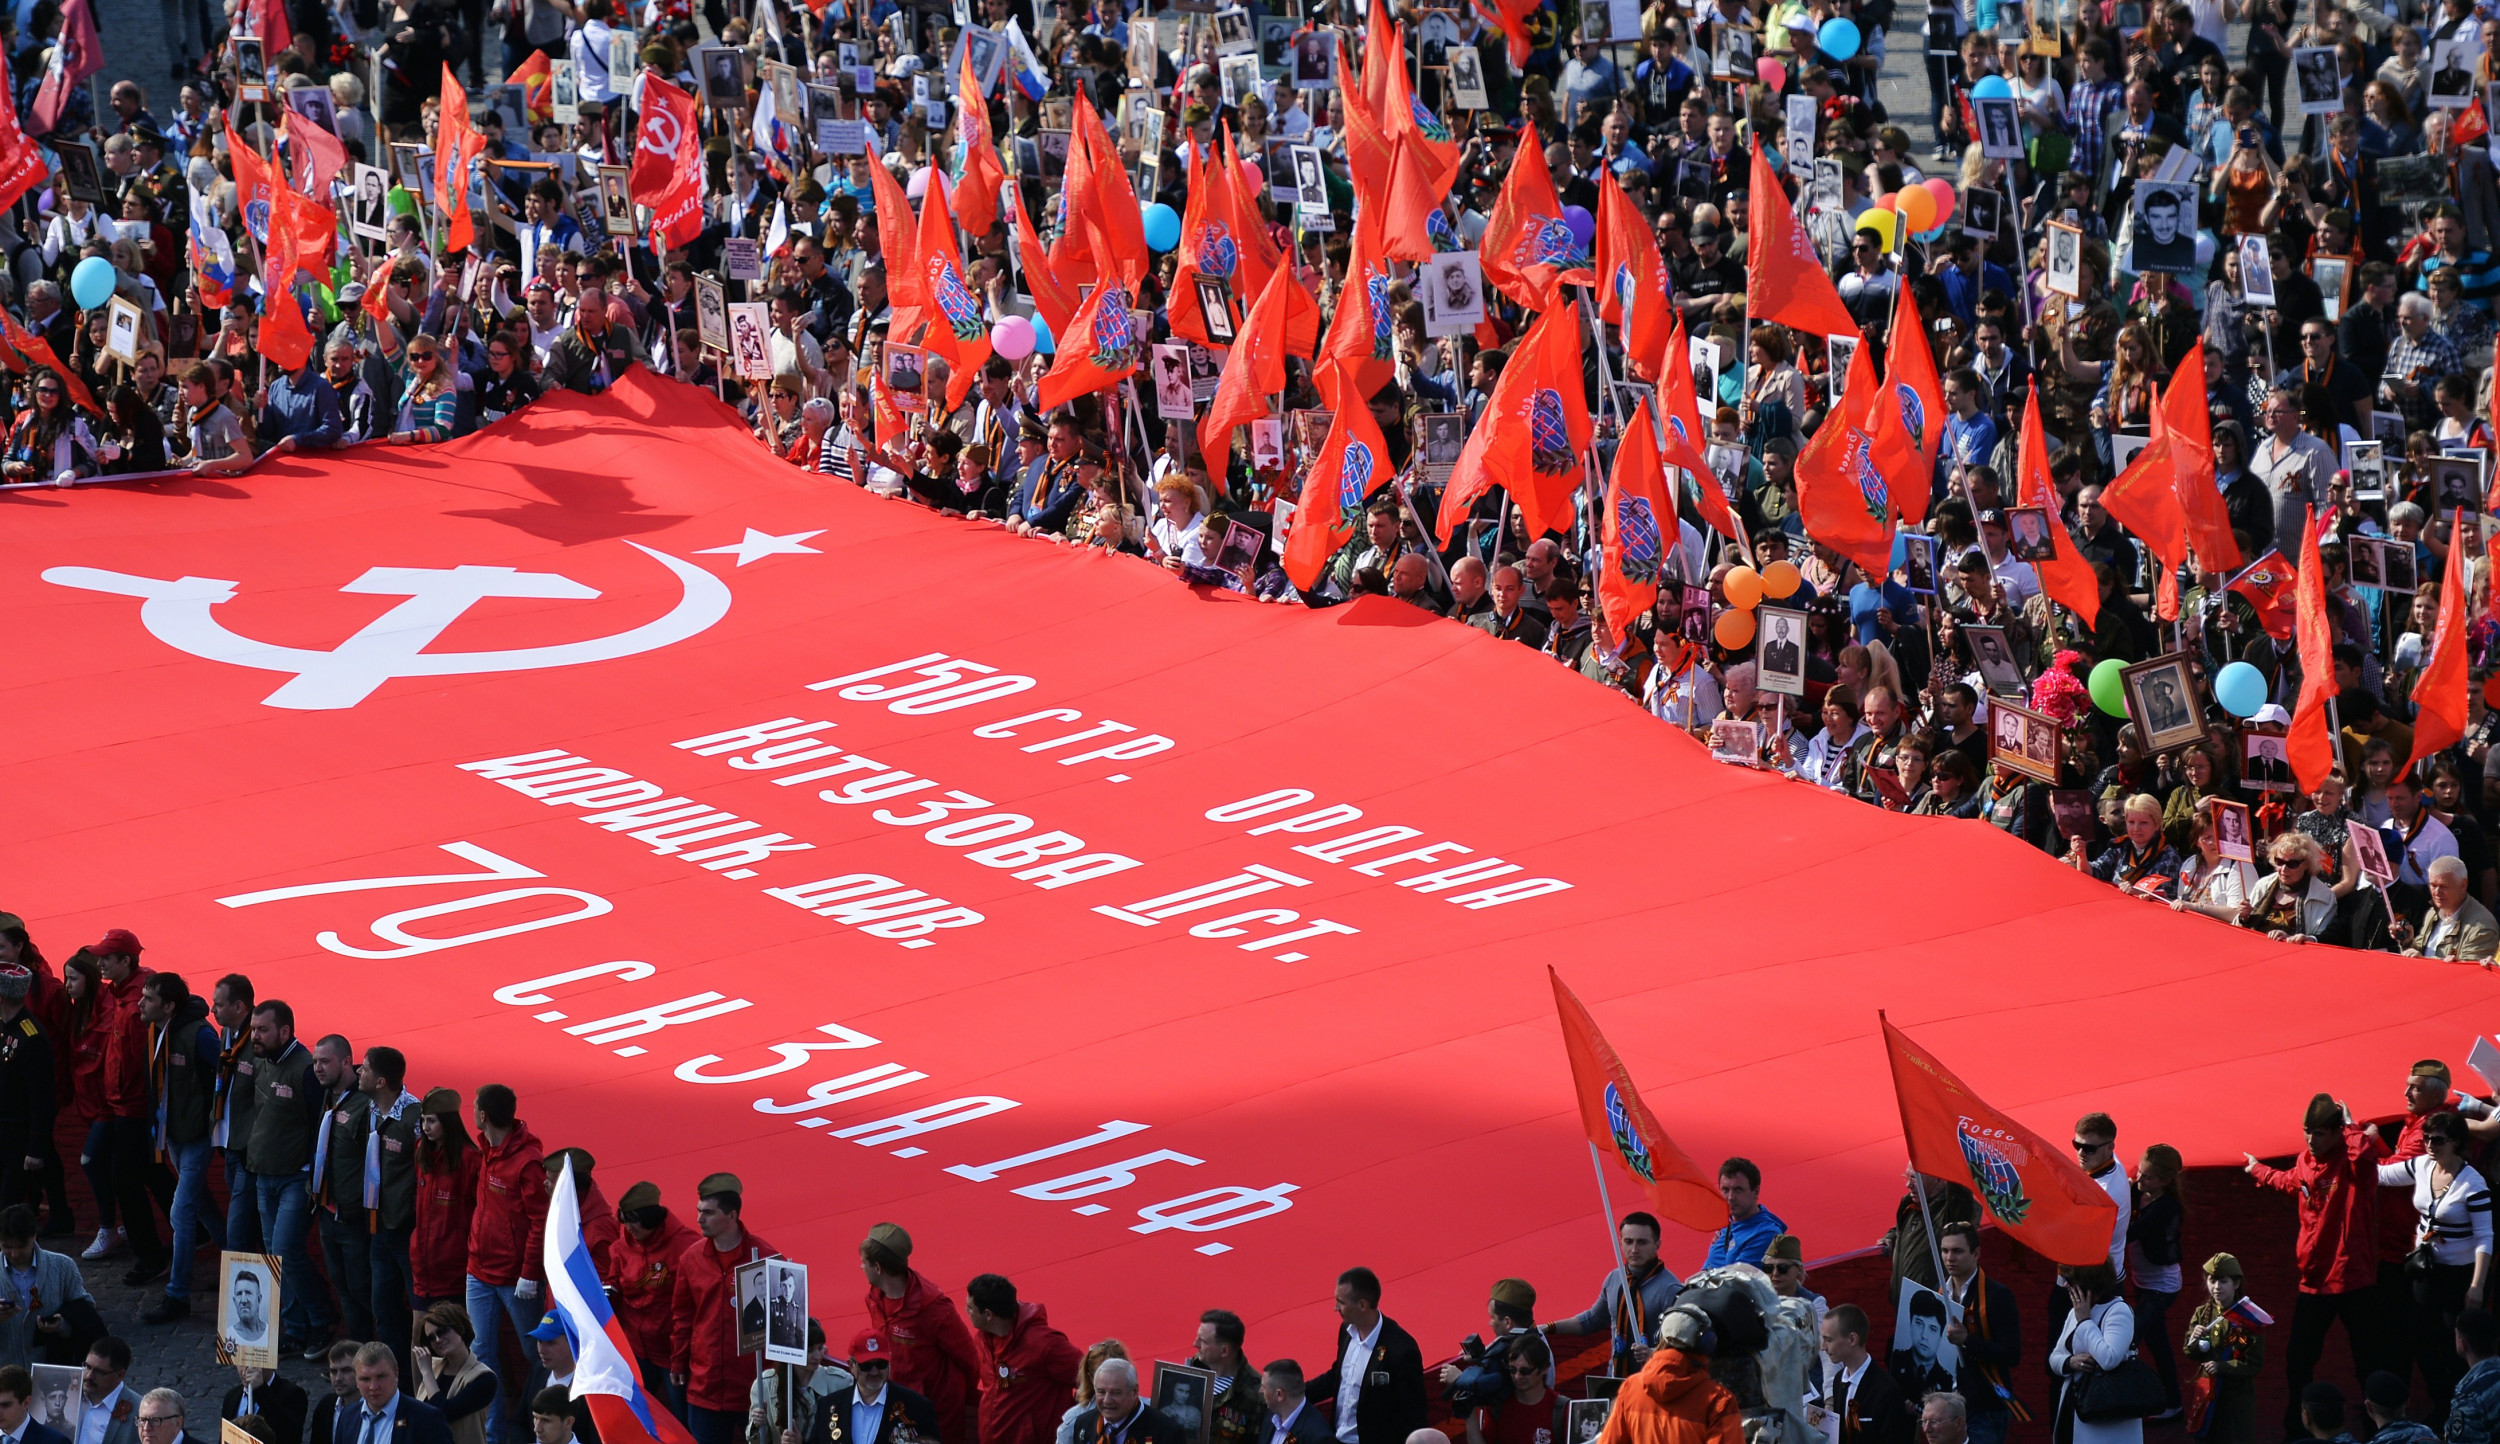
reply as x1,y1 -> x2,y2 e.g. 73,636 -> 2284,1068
2378,1110 -> 2491,1421
2235,831 -> 2337,940
1459,1331 -> 1553,1444
387,334 -> 459,445
2,367 -> 95,484
410,1300 -> 496,1444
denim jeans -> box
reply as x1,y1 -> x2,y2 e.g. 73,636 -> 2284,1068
250,1168 -> 332,1340
164,1136 -> 225,1299
321,1204 -> 375,1342
372,1224 -> 414,1366
467,1274 -> 539,1444
224,1149 -> 261,1250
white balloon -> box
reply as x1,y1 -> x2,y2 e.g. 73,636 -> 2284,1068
2194,229 -> 2216,270
907,166 -> 931,200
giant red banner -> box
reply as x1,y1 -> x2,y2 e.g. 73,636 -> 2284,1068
3,373 -> 2489,1356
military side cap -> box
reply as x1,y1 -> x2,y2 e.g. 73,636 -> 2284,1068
868,1221 -> 913,1259
618,1181 -> 662,1213
697,1171 -> 743,1199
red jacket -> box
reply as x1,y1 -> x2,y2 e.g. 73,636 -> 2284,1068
64,1002 -> 108,1122
976,1302 -> 1082,1444
669,1224 -> 779,1412
413,1146 -> 482,1299
868,1270 -> 983,1444
100,969 -> 153,1117
2379,1106 -> 2442,1262
2250,1123 -> 2384,1294
466,1121 -> 549,1288
609,1209 -> 699,1367
523,1177 -> 619,1286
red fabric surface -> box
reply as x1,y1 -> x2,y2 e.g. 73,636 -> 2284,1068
2,371 -> 2494,1369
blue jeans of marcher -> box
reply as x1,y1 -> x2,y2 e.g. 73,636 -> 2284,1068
321,1204 -> 374,1342
163,1136 -> 224,1299
467,1274 -> 538,1444
372,1223 -> 413,1366
224,1149 -> 261,1251
250,1168 -> 332,1341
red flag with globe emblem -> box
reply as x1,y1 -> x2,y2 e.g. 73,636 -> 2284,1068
1166,141 -> 1241,351
911,170 -> 991,412
1882,1013 -> 2118,1267
1599,398 -> 1676,640
1281,377 -> 1394,592
1035,273 -> 1145,412
1480,133 -> 1593,311
1437,304 -> 1588,543
1794,344 -> 1900,578
1595,169 -> 1671,383
1745,140 -> 1861,342
1550,969 -> 1723,1234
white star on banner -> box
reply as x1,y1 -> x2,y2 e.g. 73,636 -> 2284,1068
697,529 -> 826,566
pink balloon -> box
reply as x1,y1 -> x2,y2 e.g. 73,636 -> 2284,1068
1754,56 -> 1785,87
1240,159 -> 1263,193
1922,177 -> 1958,226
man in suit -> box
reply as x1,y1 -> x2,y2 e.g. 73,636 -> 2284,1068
128,1391 -> 190,1444
76,1338 -> 139,1444
343,1343 -> 454,1444
308,1343 -> 361,1444
1935,1224 -> 2021,1444
2394,855 -> 2500,961
216,1366 -> 306,1444
0,1365 -> 71,1444
1803,1306 -> 1913,1444
798,1332 -> 940,1444
1307,1269 -> 1426,1444
2424,111 -> 2500,254
1062,1359 -> 1183,1444
1257,1362 -> 1332,1444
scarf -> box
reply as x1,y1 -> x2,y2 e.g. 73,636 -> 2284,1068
1610,1258 -> 1662,1351
365,1087 -> 421,1222
1953,1269 -> 2030,1423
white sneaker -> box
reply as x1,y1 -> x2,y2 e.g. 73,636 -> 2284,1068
79,1227 -> 114,1260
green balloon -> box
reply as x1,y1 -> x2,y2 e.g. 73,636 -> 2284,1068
2089,658 -> 2128,717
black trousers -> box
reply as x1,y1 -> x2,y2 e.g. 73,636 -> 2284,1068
2282,1288 -> 2377,1437
2417,1261 -> 2474,1426
105,1115 -> 168,1268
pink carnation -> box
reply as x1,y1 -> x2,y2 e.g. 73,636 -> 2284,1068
2029,651 -> 2089,730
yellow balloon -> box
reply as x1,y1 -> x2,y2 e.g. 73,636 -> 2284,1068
1760,559 -> 1802,599
1856,210 -> 1896,249
1722,565 -> 1764,610
1714,607 -> 1757,650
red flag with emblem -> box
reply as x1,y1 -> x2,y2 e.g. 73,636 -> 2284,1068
1282,373 -> 1395,592
1166,142 -> 1232,350
866,152 -> 927,344
2226,551 -> 2298,641
1035,274 -> 1145,412
2017,383 -> 2101,629
284,107 -> 347,203
1199,265 -> 1293,466
0,51 -> 46,213
1068,91 -> 1149,289
1658,315 -> 1739,544
1595,170 -> 1672,383
1336,34 -> 1394,215
1438,303 -> 1589,543
1481,132 -> 1594,310
30,0 -> 101,136
1599,399 -> 1678,640
225,117 -> 275,246
954,44 -> 1006,242
1010,186 -> 1075,343
2100,421 -> 2190,614
2289,516 -> 2338,792
2405,510 -> 2471,780
1793,344 -> 1897,577
0,310 -> 94,414
1885,283 -> 1946,525
629,76 -> 704,252
1554,970 -> 1724,1233
1883,1013 -> 2119,1267
1746,140 -> 1860,342
511,50 -> 553,122
435,67 -> 488,253
1316,205 -> 1395,408
1380,27 -> 1460,197
912,170 -> 991,412
2163,343 -> 2241,575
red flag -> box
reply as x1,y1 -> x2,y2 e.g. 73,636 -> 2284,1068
1281,376 -> 1394,591
1335,35 -> 1394,218
1377,134 -> 1445,265
1438,304 -> 1589,543
1315,205 -> 1395,408
954,45 -> 1006,242
1482,0 -> 1535,65
912,170 -> 992,412
2226,551 -> 2298,642
1600,399 -> 1677,639
1213,129 -> 1310,357
1034,277 -> 1145,411
29,0 -> 101,136
225,117 -> 275,246
2163,343 -> 2241,575
1481,133 -> 1593,311
2289,516 -> 2339,793
1379,27 -> 1460,197
435,66 -> 487,253
1594,170 -> 1671,382
0,50 -> 45,213
1009,186 -> 1075,343
2405,511 -> 2470,779
1361,1 -> 1397,129
284,107 -> 347,202
1553,970 -> 1724,1233
1745,141 -> 1860,342
2017,383 -> 2101,629
1068,91 -> 1148,288
1167,142 -> 1234,350
2100,429 -> 2190,586
628,77 -> 703,252
257,182 -> 323,372
0,311 -> 95,415
1882,1014 -> 2119,1267
1199,265 -> 1292,466
511,50 -> 554,124
1885,283 -> 1946,525
1793,345 -> 1897,577
1657,314 -> 1738,543
866,152 -> 926,344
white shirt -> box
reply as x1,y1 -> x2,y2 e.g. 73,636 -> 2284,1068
1269,1402 -> 1306,1444
571,20 -> 617,103
351,1393 -> 402,1444
77,1388 -> 124,1444
2090,1161 -> 2131,1279
1334,1318 -> 1382,1444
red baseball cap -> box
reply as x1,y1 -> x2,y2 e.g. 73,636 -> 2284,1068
849,1330 -> 891,1362
92,928 -> 142,957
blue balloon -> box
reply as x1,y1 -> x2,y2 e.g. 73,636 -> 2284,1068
70,255 -> 116,310
2214,661 -> 2267,718
1914,224 -> 1947,243
1032,315 -> 1055,356
1815,17 -> 1861,61
1141,202 -> 1182,253
1563,205 -> 1596,248
1969,74 -> 2014,100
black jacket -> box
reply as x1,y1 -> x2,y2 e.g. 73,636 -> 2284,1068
1308,1316 -> 1428,1444
1944,1270 -> 2023,1419
0,1002 -> 56,1141
219,1027 -> 258,1155
1270,1404 -> 1333,1444
1806,1361 -> 1915,1444
369,1092 -> 421,1230
317,1085 -> 373,1213
219,1373 -> 309,1444
1063,1404 -> 1186,1444
157,996 -> 219,1147
245,1037 -> 322,1175
802,1384 -> 941,1444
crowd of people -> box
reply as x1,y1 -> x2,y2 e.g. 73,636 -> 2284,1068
0,911 -> 2498,1444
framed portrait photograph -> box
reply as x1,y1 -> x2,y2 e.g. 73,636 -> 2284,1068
1420,251 -> 1485,337
597,165 -> 636,237
1989,697 -> 2063,784
1973,96 -> 2023,159
2350,438 -> 2386,498
2314,256 -> 2351,322
1708,718 -> 1764,765
1963,622 -> 2028,697
28,1366 -> 79,1435
2045,220 -> 2084,298
2121,653 -> 2208,754
1152,342 -> 1195,421
1196,277 -> 1237,345
2429,451 -> 2486,516
2212,798 -> 2256,863
234,35 -> 269,101
1900,530 -> 1938,594
883,341 -> 929,409
2432,37 -> 2482,108
1961,185 -> 2001,240
1218,53 -> 1261,105
53,139 -> 104,207
694,273 -> 729,354
2238,234 -> 2276,306
103,296 -> 142,365
348,162 -> 392,242
727,301 -> 776,383
1889,1278 -> 1960,1397
2381,537 -> 2420,594
1447,45 -> 1489,109
2004,506 -> 2059,562
2348,533 -> 2386,589
2242,730 -> 2295,792
1291,30 -> 1335,88
1257,15 -> 1294,73
2294,45 -> 2343,113
218,1251 -> 282,1370
734,1258 -> 770,1356
1152,1362 -> 1216,1444
1755,605 -> 1808,696
2351,819 -> 2396,888
1566,1400 -> 1613,1444
1187,343 -> 1222,402
284,82 -> 338,135
1415,411 -> 1465,484
1289,142 -> 1327,211
2125,180 -> 2198,274
1826,333 -> 1857,404
762,1259 -> 809,1366
1212,5 -> 1255,53
697,44 -> 748,107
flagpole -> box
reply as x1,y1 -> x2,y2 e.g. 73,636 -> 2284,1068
1582,1142 -> 1649,1361
1907,1162 -> 1951,1302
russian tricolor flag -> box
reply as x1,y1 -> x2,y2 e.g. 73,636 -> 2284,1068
1004,19 -> 1048,101
545,1159 -> 701,1444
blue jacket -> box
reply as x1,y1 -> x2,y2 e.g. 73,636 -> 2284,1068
1702,1206 -> 1786,1269
260,370 -> 345,450
2451,1359 -> 2500,1444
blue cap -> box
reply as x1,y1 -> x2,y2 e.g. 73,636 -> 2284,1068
528,1312 -> 567,1342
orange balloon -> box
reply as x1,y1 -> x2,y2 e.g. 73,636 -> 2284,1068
1723,565 -> 1764,610
1896,185 -> 1937,235
1714,608 -> 1757,649
1761,560 -> 1803,599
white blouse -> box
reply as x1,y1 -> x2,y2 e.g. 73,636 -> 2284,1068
2377,1157 -> 2494,1265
